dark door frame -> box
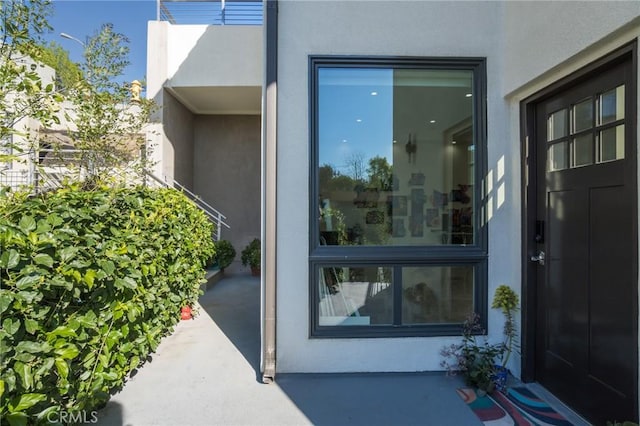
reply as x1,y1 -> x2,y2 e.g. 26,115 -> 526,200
520,40 -> 638,388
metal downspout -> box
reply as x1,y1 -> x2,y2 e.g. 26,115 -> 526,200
261,0 -> 277,384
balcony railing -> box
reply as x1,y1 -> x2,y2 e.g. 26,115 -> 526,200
158,0 -> 263,25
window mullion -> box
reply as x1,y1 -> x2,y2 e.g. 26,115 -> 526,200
393,266 -> 402,326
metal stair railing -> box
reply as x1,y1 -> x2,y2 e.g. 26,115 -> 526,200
145,171 -> 230,241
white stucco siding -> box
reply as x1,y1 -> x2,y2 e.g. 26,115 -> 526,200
276,0 -> 639,375
503,1 -> 640,95
276,0 -> 513,373
165,25 -> 262,88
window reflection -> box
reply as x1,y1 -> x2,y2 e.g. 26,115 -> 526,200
402,266 -> 474,324
317,265 -> 474,327
318,68 -> 475,246
319,266 -> 393,326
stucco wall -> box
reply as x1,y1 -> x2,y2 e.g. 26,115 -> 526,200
193,115 -> 261,273
503,1 -> 640,95
162,90 -> 195,188
275,0 -> 640,375
166,25 -> 262,88
276,0 -> 512,373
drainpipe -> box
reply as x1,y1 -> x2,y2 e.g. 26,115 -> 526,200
261,0 -> 278,384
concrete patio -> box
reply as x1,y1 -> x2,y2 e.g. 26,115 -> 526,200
96,274 -> 589,426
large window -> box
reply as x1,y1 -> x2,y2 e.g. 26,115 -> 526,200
310,57 -> 487,337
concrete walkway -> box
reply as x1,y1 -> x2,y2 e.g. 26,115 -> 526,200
96,274 -> 588,426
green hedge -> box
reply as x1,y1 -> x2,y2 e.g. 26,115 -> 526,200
0,185 -> 215,425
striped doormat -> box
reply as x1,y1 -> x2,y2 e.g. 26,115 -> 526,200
457,386 -> 574,426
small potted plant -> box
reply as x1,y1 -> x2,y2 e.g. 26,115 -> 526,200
215,240 -> 236,272
241,238 -> 261,276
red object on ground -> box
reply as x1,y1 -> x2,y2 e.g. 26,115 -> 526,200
181,306 -> 192,320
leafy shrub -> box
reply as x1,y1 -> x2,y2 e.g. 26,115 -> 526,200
214,240 -> 236,270
0,184 -> 215,424
240,238 -> 261,270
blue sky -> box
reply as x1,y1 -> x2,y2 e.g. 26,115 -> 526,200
43,0 -> 156,86
319,68 -> 393,174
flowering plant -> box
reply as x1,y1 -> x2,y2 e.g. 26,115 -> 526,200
440,313 -> 504,393
491,285 -> 519,368
440,285 -> 520,393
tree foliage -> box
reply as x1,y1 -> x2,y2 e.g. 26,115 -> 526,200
61,23 -> 154,178
37,42 -> 83,93
1,0 -> 155,181
0,0 -> 62,151
83,23 -> 130,92
366,156 -> 392,191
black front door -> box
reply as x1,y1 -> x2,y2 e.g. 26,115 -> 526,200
531,48 -> 638,424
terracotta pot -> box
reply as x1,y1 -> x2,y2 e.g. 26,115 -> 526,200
180,306 -> 192,320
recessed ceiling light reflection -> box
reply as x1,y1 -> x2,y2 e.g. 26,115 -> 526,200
371,91 -> 378,96
342,139 -> 347,143
429,120 -> 436,124
356,119 -> 362,123
452,140 -> 457,144
465,93 -> 472,98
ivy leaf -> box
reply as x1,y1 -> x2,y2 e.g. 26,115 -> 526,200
18,216 -> 36,234
115,277 -> 137,290
10,393 -> 47,412
47,326 -> 77,339
13,353 -> 36,363
129,355 -> 140,371
101,260 -> 116,276
0,291 -> 14,314
15,274 -> 40,290
83,269 -> 96,290
54,344 -> 79,360
6,412 -> 28,426
0,249 -> 20,269
58,246 -> 78,263
77,310 -> 98,328
33,253 -> 54,268
15,341 -> 50,354
34,357 -> 55,380
13,362 -> 33,390
55,357 -> 69,380
3,370 -> 16,393
16,290 -> 41,304
3,318 -> 20,335
24,319 -> 39,334
126,306 -> 139,322
46,213 -> 63,227
35,219 -> 51,234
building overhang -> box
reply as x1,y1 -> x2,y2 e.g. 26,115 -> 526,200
166,85 -> 261,115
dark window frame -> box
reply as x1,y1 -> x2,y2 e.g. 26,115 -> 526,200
309,56 -> 488,338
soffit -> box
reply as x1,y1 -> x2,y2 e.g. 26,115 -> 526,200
167,86 -> 261,115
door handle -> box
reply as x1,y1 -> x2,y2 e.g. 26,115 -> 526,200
530,251 -> 545,265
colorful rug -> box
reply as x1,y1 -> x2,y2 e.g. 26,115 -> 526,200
457,386 -> 574,426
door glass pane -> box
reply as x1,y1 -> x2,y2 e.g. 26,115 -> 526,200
572,134 -> 593,167
598,125 -> 625,163
598,85 -> 625,125
572,99 -> 593,133
318,68 -> 475,246
318,266 -> 392,326
402,265 -> 473,324
547,109 -> 567,141
548,141 -> 568,171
